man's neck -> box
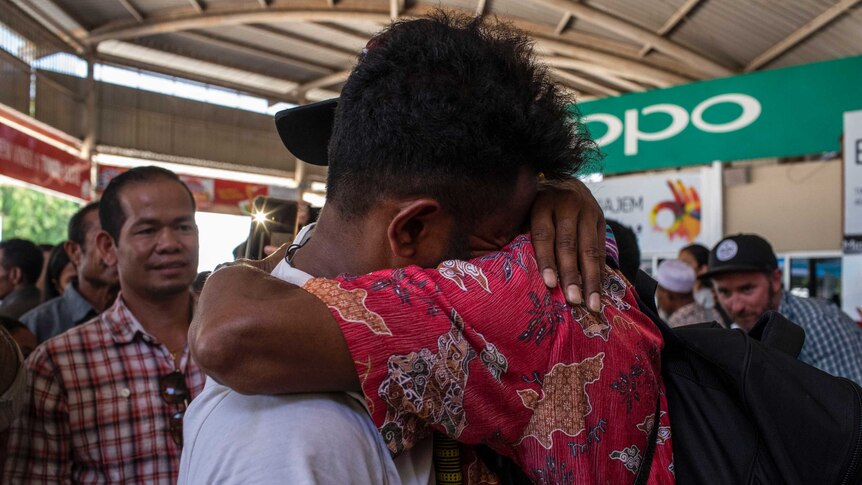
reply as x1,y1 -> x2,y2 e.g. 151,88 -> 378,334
121,289 -> 192,349
291,216 -> 375,278
76,278 -> 118,312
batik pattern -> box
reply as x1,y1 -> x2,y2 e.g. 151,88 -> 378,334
377,309 -> 475,452
437,260 -> 492,293
319,234 -> 676,484
303,278 -> 390,335
517,353 -> 605,449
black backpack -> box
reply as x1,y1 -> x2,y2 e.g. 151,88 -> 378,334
481,271 -> 862,484
632,271 -> 862,485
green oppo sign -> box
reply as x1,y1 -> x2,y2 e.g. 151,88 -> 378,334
577,55 -> 862,174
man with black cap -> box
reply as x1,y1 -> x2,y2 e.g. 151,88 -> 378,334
705,233 -> 862,384
182,12 -> 626,485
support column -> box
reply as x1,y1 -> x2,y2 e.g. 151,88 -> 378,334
81,53 -> 99,200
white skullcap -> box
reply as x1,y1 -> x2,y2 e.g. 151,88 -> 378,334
656,259 -> 696,294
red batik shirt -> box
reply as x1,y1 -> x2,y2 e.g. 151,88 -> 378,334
303,234 -> 675,484
2,294 -> 205,485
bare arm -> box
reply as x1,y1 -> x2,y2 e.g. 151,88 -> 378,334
189,264 -> 360,394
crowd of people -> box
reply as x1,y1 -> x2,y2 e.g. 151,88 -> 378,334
0,11 -> 860,485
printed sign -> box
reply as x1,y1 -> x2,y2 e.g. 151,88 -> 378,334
577,55 -> 862,174
0,120 -> 90,199
586,171 -> 718,255
97,165 -> 270,214
842,110 -> 862,321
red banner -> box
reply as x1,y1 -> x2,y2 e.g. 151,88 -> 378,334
97,165 -> 269,214
0,122 -> 91,200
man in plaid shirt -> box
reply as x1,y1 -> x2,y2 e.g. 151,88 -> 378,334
705,233 -> 862,384
3,166 -> 204,484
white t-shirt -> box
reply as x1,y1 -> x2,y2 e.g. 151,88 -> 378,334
179,226 -> 433,485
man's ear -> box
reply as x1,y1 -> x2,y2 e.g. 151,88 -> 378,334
95,231 -> 118,267
64,240 -> 82,269
386,198 -> 449,260
8,266 -> 22,285
770,269 -> 783,292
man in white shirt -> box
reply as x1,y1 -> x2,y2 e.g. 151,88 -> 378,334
179,224 -> 429,485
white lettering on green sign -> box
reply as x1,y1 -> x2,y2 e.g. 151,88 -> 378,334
583,93 -> 762,155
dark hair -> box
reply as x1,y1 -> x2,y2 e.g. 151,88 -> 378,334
68,201 -> 101,248
326,12 -> 599,224
43,244 -> 72,301
606,219 -> 641,283
0,315 -> 26,333
681,243 -> 710,269
0,238 -> 44,285
192,271 -> 211,294
99,166 -> 196,244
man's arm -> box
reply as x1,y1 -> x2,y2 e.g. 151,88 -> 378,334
190,265 -> 360,394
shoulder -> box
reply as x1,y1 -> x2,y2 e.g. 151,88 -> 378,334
32,315 -> 107,364
19,296 -> 65,323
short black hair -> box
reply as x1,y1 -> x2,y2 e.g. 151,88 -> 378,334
326,12 -> 598,224
43,244 -> 72,301
606,220 -> 641,283
0,238 -> 44,284
681,243 -> 710,269
68,201 -> 101,248
99,166 -> 196,244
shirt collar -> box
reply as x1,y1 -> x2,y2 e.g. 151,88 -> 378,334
63,283 -> 98,323
102,292 -> 194,345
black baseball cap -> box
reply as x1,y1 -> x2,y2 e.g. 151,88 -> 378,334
274,98 -> 338,166
701,234 -> 779,279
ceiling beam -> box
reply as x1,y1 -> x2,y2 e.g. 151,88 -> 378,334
174,31 -> 334,74
582,70 -> 646,92
82,5 -> 697,86
639,0 -> 702,57
533,0 -> 734,77
289,69 -> 351,96
237,24 -> 357,59
475,0 -> 487,17
554,12 -> 572,36
116,0 -> 145,23
551,68 -> 620,97
543,56 -> 684,87
11,0 -> 86,52
389,0 -> 402,21
259,0 -> 269,7
745,0 -> 861,72
94,53 -> 302,104
306,22 -> 371,46
188,0 -> 205,13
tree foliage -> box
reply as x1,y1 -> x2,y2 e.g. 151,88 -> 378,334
0,186 -> 82,244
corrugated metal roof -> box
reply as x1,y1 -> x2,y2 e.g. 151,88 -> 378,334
767,4 -> 862,69
5,0 -> 861,104
670,0 -> 834,68
587,0 -> 688,32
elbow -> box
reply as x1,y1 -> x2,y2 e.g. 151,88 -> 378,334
189,321 -> 229,381
189,269 -> 252,385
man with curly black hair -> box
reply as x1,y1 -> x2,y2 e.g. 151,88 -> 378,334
188,13 -> 670,485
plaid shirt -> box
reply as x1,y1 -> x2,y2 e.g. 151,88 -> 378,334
3,294 -> 204,484
779,291 -> 862,385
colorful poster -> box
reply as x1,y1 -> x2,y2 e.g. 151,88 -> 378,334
586,170 -> 718,255
0,119 -> 90,200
